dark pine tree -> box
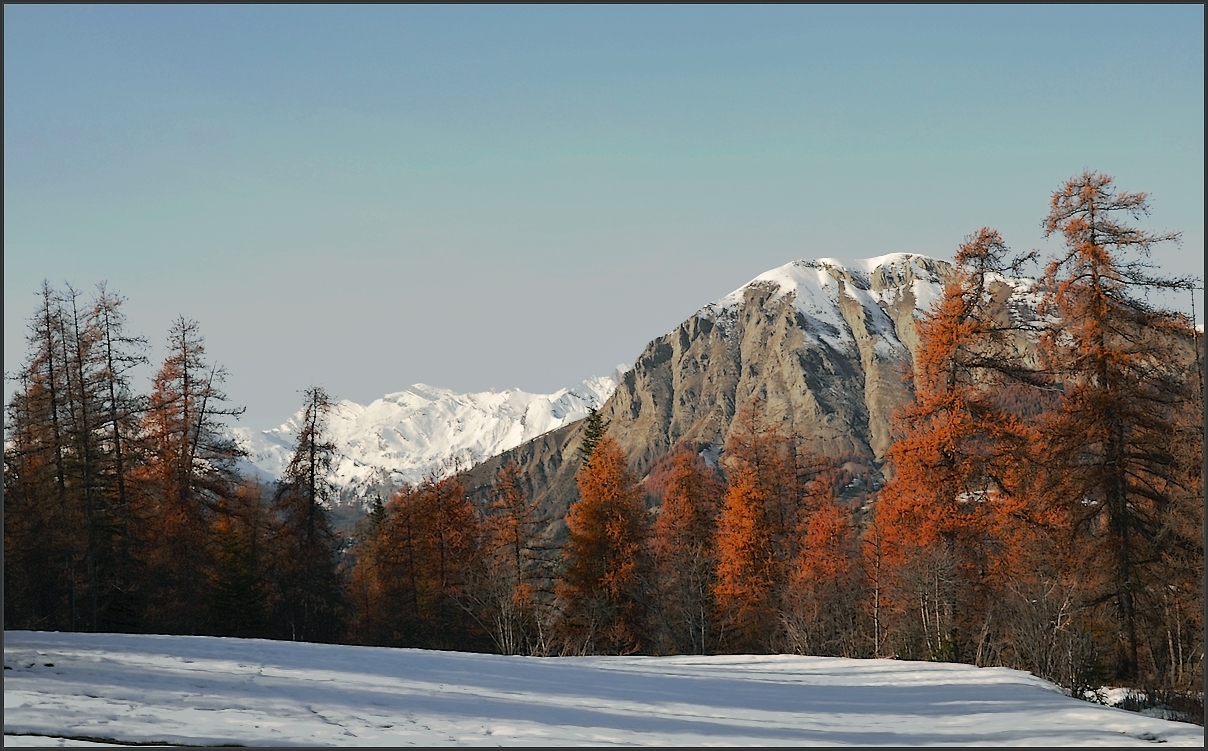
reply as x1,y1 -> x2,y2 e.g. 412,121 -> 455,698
132,315 -> 244,634
577,406 -> 610,466
269,386 -> 346,642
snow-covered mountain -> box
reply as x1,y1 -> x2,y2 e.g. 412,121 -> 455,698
701,253 -> 944,353
233,368 -> 627,504
463,254 -> 1040,515
236,254 -> 1036,513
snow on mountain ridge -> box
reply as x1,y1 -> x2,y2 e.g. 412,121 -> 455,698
704,254 -> 943,315
233,254 -> 1025,507
698,254 -> 948,356
233,367 -> 626,503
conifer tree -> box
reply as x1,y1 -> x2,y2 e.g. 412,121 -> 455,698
651,447 -> 723,654
133,316 -> 244,634
558,435 -> 650,654
713,462 -> 776,652
208,480 -> 274,638
712,402 -> 798,652
269,386 -> 345,642
350,473 -> 485,650
57,283 -> 115,632
5,281 -> 147,633
577,406 -> 610,465
89,282 -> 149,631
874,228 -> 1039,662
475,460 -> 546,654
4,282 -> 78,630
1035,170 -> 1200,684
782,471 -> 862,657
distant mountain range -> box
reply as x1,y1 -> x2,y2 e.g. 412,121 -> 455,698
232,370 -> 625,503
236,253 -> 1038,512
462,253 -> 1039,523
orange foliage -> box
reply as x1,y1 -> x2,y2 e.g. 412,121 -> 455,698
797,495 -> 853,585
480,460 -> 545,655
713,463 -> 776,652
874,228 -> 1039,662
559,435 -> 650,654
1034,170 -> 1199,683
651,447 -> 723,654
350,474 -> 485,649
783,480 -> 860,656
652,448 -> 722,564
722,402 -> 800,542
713,401 -> 807,652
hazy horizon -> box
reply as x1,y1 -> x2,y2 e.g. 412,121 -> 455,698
6,5 -> 1203,429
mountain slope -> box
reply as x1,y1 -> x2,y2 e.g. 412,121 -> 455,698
463,254 -> 1039,520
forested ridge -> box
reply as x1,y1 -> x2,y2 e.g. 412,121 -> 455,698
5,171 -> 1202,719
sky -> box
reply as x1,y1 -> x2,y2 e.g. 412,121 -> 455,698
5,5 -> 1204,429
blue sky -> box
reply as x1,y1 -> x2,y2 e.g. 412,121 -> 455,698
5,5 -> 1203,428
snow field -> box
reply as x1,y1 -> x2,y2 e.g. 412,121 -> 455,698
4,631 -> 1202,746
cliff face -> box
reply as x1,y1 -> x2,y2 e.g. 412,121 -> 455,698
463,254 -> 960,521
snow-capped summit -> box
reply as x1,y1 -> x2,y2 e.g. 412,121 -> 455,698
699,254 -> 948,356
233,366 -> 627,504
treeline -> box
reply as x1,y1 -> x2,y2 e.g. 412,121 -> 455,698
871,172 -> 1202,704
352,171 -> 1203,711
5,171 -> 1202,713
3,286 -> 345,642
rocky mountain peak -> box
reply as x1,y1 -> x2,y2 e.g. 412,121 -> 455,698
463,254 -> 968,518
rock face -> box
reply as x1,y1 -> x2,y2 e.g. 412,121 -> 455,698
464,254 -> 967,519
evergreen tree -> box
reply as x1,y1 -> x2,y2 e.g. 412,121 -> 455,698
212,479 -> 275,638
577,406 -> 610,466
269,386 -> 346,642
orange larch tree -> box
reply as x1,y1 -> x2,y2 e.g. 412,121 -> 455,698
478,460 -> 546,655
1034,170 -> 1201,687
349,473 -> 487,650
713,401 -> 800,653
874,228 -> 1037,663
132,316 -> 244,635
650,446 -> 724,654
713,462 -> 776,653
783,470 -> 861,657
558,435 -> 651,655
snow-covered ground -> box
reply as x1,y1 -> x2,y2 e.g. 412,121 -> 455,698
4,631 -> 1201,746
